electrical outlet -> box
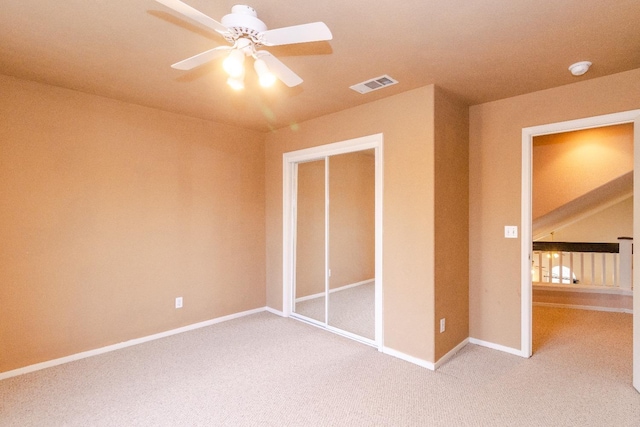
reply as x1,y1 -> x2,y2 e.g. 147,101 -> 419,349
175,297 -> 183,309
440,318 -> 446,333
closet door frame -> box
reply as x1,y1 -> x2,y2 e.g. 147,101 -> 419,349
283,133 -> 383,349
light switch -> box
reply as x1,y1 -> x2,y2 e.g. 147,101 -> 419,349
505,226 -> 518,238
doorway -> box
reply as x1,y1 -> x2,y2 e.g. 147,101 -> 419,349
282,134 -> 383,348
521,110 -> 640,391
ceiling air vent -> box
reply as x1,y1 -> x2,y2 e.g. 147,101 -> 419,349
349,75 -> 398,94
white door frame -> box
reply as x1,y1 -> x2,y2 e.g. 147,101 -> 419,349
282,133 -> 384,349
521,110 -> 640,391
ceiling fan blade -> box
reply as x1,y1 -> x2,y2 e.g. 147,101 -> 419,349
171,46 -> 232,70
155,0 -> 229,35
260,22 -> 332,46
256,51 -> 303,87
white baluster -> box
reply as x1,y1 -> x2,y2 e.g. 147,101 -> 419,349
569,252 -> 574,285
618,237 -> 633,290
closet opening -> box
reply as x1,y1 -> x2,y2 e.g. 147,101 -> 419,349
282,134 -> 383,348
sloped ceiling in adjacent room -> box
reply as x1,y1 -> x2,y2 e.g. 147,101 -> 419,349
533,171 -> 633,240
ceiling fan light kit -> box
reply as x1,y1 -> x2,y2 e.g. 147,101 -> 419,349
222,48 -> 246,78
227,74 -> 245,91
155,0 -> 333,89
254,58 -> 277,87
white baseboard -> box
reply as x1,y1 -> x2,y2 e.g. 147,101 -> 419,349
533,301 -> 633,314
382,346 -> 435,371
295,291 -> 325,303
295,279 -> 374,303
329,279 -> 374,294
533,283 -> 633,296
468,337 -> 525,357
0,306 -> 267,381
265,306 -> 286,317
434,338 -> 469,370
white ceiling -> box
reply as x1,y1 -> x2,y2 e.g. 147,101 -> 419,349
1,0 -> 639,132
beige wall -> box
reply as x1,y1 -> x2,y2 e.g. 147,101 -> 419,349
6,64 -> 636,374
294,160 -> 325,298
266,86 -> 438,362
533,124 -> 633,219
0,75 -> 266,373
329,151 -> 375,289
469,68 -> 640,350
433,87 -> 470,361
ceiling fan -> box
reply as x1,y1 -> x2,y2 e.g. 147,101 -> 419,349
155,0 -> 333,89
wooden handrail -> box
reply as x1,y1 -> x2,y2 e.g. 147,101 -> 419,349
532,242 -> 619,253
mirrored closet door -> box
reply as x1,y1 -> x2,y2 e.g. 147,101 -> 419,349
292,150 -> 376,343
293,159 -> 326,323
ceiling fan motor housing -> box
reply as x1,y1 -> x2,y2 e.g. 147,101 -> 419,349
222,5 -> 267,43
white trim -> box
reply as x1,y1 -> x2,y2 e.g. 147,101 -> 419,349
283,134 -> 383,164
521,109 -> 640,362
295,279 -> 375,302
521,129 -> 533,357
265,306 -> 286,317
374,140 -> 384,346
382,346 -> 435,371
283,134 -> 384,349
468,337 -> 524,357
533,301 -> 633,314
324,156 -> 330,329
634,115 -> 640,392
289,312 -> 377,347
282,157 -> 299,318
434,338 -> 469,370
326,324 -> 376,347
533,283 -> 633,296
331,279 -> 374,293
0,307 -> 266,381
295,291 -> 325,303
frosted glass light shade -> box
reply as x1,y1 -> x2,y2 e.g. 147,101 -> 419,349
254,58 -> 276,87
223,49 -> 245,77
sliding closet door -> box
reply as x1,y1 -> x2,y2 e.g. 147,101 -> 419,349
293,159 -> 326,323
283,133 -> 382,347
327,151 -> 375,340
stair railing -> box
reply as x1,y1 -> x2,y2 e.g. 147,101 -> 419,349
532,237 -> 632,290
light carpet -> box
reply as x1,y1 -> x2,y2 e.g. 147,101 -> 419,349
1,306 -> 639,426
294,282 -> 375,340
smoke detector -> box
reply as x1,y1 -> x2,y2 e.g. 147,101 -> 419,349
568,61 -> 592,76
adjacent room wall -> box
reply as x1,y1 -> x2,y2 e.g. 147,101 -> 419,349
533,123 -> 633,219
0,75 -> 266,373
469,68 -> 640,350
266,86 -> 437,362
538,197 -> 633,243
